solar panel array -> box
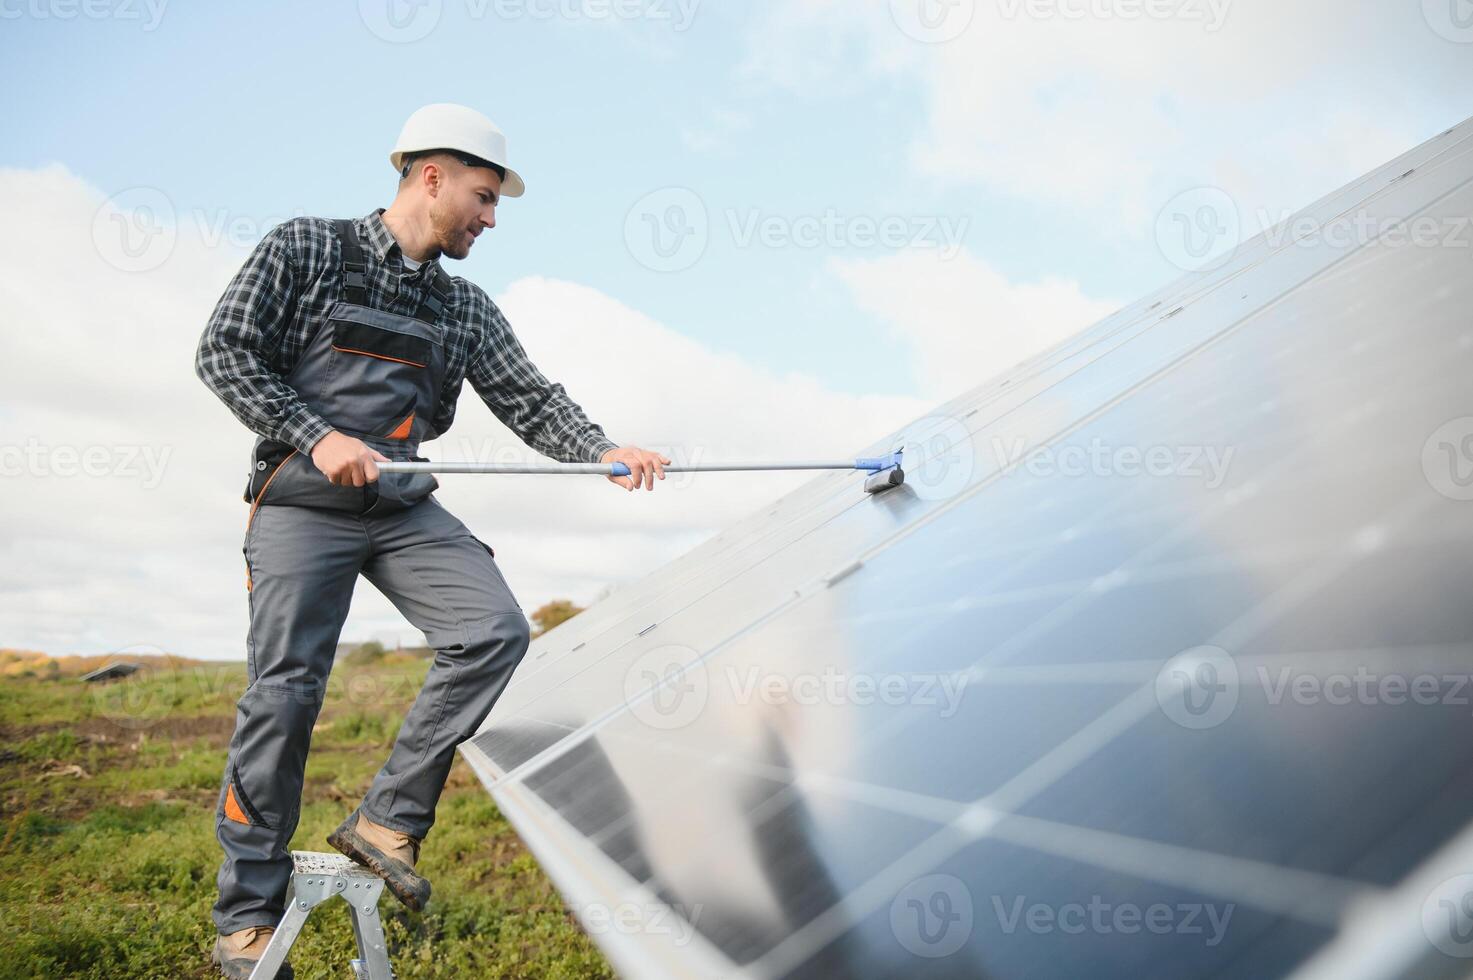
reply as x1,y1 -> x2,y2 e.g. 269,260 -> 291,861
460,114 -> 1473,979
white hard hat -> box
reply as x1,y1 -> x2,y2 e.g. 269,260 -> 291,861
389,103 -> 526,198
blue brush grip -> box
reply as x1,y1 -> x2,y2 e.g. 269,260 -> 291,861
854,450 -> 904,472
611,462 -> 631,476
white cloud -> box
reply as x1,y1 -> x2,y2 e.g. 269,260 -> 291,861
829,248 -> 1120,401
738,0 -> 1472,240
0,165 -> 928,659
724,1 -> 1468,411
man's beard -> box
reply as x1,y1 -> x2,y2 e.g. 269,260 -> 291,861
430,205 -> 470,260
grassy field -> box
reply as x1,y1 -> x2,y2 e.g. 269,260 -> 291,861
0,652 -> 615,979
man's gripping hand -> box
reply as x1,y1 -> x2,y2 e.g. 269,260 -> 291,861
600,446 -> 671,492
311,431 -> 390,487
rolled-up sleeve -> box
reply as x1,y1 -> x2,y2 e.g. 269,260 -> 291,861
194,225 -> 333,454
465,296 -> 618,465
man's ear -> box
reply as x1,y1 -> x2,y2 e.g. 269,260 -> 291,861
421,160 -> 443,197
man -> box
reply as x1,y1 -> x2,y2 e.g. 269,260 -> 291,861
195,102 -> 669,979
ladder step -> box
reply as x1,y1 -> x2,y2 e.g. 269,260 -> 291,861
248,850 -> 396,980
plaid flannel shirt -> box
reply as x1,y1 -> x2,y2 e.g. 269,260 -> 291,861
195,208 -> 618,464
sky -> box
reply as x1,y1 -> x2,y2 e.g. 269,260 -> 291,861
1,0 -> 1470,660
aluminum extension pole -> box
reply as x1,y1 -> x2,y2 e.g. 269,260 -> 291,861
376,451 -> 902,477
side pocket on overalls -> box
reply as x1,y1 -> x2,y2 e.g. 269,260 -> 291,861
468,534 -> 522,613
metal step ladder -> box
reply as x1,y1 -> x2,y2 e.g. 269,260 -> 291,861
248,850 -> 395,980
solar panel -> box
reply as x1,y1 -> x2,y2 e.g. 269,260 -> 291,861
460,114 -> 1473,978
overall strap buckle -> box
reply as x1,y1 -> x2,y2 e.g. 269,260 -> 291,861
414,267 -> 451,325
334,218 -> 370,306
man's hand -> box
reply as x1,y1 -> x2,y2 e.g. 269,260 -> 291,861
600,446 -> 671,492
311,431 -> 390,487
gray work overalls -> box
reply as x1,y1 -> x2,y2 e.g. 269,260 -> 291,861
213,219 -> 533,936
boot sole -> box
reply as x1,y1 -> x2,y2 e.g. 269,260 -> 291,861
326,815 -> 432,912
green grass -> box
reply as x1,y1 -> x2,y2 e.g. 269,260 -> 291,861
0,663 -> 614,978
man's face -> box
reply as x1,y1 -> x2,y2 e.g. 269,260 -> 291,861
426,158 -> 501,260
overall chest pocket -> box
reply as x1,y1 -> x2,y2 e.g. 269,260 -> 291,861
330,319 -> 432,368
318,304 -> 446,430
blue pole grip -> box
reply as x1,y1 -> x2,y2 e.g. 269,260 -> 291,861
854,450 -> 904,472
611,462 -> 632,476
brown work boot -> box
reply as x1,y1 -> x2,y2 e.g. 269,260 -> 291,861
210,924 -> 293,979
326,808 -> 432,911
